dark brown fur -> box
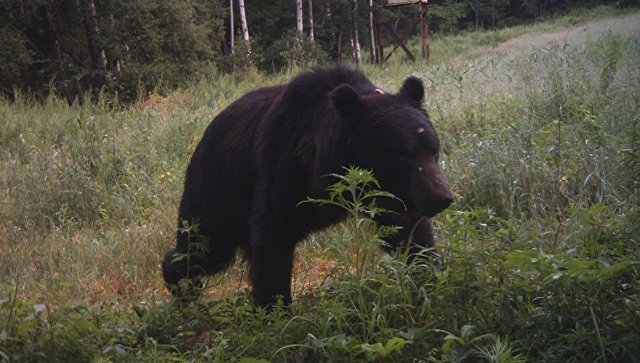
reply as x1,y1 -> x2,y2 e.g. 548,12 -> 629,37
162,66 -> 452,307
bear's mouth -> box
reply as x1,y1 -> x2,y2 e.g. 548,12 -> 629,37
378,210 -> 422,227
423,210 -> 440,218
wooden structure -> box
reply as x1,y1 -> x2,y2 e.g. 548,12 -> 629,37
374,0 -> 429,63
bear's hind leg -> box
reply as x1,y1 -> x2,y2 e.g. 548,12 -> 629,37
249,243 -> 296,308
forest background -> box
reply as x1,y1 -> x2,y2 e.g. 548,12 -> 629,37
2,0 -> 637,102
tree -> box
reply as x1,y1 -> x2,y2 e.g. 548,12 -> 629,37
0,0 -> 225,101
238,0 -> 250,43
469,0 -> 480,27
0,26 -> 31,95
368,0 -> 376,63
82,0 -> 107,70
0,0 -> 602,101
296,0 -> 303,32
351,0 -> 361,63
230,0 -> 235,53
429,0 -> 468,33
308,0 -> 315,41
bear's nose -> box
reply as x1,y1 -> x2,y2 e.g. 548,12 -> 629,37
425,194 -> 453,217
434,194 -> 453,213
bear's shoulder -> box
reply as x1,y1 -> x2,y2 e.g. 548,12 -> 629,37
281,66 -> 378,106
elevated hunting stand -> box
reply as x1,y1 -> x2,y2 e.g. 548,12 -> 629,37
374,0 -> 429,63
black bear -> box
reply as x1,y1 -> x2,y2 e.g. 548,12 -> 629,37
162,66 -> 452,307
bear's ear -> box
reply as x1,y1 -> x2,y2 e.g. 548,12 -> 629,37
330,84 -> 365,118
398,76 -> 424,108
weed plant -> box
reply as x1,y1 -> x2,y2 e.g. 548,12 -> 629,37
1,9 -> 639,362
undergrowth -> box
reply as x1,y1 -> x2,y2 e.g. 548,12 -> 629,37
1,9 -> 639,363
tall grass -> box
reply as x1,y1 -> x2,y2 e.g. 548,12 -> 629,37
1,9 -> 639,362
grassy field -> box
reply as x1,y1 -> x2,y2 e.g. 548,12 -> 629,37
1,6 -> 639,362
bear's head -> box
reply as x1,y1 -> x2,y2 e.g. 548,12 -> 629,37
330,76 -> 453,250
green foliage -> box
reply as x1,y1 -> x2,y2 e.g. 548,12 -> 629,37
99,0 -> 225,102
476,337 -> 526,363
624,116 -> 640,200
263,30 -> 328,71
1,0 -> 629,102
618,0 -> 640,7
0,25 -> 31,94
357,337 -> 412,359
0,0 -> 225,102
219,39 -> 264,75
435,324 -> 496,362
300,167 -> 401,275
430,0 -> 470,33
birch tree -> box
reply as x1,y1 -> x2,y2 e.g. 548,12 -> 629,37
230,0 -> 235,53
368,0 -> 376,63
351,0 -> 361,63
469,0 -> 480,28
296,0 -> 303,33
83,0 -> 107,70
308,0 -> 314,41
238,0 -> 250,43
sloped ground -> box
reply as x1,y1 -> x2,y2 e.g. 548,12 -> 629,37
496,11 -> 640,52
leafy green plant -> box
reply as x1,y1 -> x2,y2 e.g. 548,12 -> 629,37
356,336 -> 412,360
263,30 -> 328,71
433,324 -> 496,362
477,336 -> 526,363
300,166 -> 401,276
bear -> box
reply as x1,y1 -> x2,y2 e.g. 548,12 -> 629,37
162,66 -> 453,307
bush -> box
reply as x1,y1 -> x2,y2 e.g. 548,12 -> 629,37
262,30 -> 328,71
219,38 -> 264,75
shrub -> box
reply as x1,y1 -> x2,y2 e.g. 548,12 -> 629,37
263,30 -> 328,71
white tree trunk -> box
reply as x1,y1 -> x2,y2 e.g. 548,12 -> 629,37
238,0 -> 250,42
308,0 -> 314,41
368,0 -> 376,63
325,1 -> 331,20
296,0 -> 303,33
325,1 -> 335,41
351,0 -> 361,63
230,0 -> 235,53
84,0 -> 107,70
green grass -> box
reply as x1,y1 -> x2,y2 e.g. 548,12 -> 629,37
393,5 -> 636,65
2,8 -> 640,362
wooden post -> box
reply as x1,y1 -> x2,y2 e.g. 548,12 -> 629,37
378,0 -> 429,64
383,23 -> 415,62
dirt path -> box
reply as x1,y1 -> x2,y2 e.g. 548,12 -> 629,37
496,11 -> 640,53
